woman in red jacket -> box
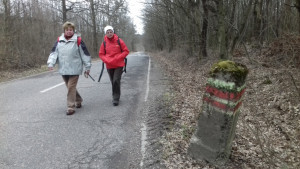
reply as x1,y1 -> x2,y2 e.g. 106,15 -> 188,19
99,25 -> 129,106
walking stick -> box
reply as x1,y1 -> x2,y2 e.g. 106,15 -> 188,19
84,71 -> 95,81
88,74 -> 95,81
123,58 -> 127,73
98,62 -> 105,82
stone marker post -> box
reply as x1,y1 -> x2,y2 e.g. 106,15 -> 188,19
188,60 -> 248,165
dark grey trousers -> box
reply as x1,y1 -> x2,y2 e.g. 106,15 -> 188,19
107,67 -> 123,101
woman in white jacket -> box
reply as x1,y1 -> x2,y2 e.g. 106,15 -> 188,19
47,21 -> 91,115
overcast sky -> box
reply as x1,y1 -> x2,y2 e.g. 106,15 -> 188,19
128,0 -> 145,34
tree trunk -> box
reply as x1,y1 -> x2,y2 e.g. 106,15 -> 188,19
90,0 -> 98,56
217,0 -> 227,59
2,0 -> 12,69
188,0 -> 195,56
275,0 -> 280,37
199,0 -> 208,58
229,0 -> 253,57
62,0 -> 67,22
296,0 -> 300,34
107,0 -> 111,24
284,0 -> 292,32
264,0 -> 270,42
253,0 -> 262,40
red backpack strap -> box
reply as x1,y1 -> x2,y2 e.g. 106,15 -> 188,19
77,36 -> 81,46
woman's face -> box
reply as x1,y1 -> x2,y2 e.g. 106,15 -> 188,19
64,27 -> 74,36
106,30 -> 114,38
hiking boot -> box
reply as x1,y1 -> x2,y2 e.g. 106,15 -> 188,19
75,103 -> 82,108
66,108 -> 75,115
112,100 -> 119,106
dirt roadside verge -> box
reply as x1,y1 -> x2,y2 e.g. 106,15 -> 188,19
0,66 -> 49,83
147,51 -> 300,169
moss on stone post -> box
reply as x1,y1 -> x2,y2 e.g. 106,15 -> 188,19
188,60 -> 248,166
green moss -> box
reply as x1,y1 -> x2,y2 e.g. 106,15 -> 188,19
210,60 -> 248,83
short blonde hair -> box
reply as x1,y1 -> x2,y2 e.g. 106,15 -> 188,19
63,21 -> 75,31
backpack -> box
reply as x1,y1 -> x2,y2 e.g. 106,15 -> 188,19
57,36 -> 81,46
103,37 -> 127,73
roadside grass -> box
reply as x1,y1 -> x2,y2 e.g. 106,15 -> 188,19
0,58 -> 100,83
0,65 -> 49,83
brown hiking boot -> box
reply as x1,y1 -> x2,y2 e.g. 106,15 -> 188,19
66,108 -> 75,115
75,103 -> 82,108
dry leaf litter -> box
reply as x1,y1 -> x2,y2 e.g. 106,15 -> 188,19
150,36 -> 300,169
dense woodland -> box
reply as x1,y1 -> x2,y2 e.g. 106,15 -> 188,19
1,0 -> 300,71
143,0 -> 300,68
0,0 -> 136,71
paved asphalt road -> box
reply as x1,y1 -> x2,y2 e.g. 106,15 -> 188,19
0,52 -> 157,169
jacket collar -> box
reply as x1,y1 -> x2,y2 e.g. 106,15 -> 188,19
59,33 -> 78,42
105,34 -> 118,41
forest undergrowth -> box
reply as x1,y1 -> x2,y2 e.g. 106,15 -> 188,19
151,36 -> 300,169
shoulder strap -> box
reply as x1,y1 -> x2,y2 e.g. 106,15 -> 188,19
103,41 -> 106,54
117,38 -> 122,52
103,37 -> 122,54
117,38 -> 120,46
77,36 -> 81,46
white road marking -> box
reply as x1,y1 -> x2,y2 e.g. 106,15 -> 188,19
140,123 -> 147,167
140,56 -> 151,167
144,56 -> 151,102
40,82 -> 64,93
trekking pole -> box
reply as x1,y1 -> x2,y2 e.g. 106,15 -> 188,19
84,72 -> 95,81
123,58 -> 127,73
88,74 -> 95,81
98,62 -> 105,82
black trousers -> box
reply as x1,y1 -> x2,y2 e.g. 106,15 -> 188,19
107,67 -> 123,101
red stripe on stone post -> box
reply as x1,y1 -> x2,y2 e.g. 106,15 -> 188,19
205,86 -> 245,102
203,97 -> 243,113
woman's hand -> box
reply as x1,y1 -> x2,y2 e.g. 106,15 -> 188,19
84,70 -> 90,78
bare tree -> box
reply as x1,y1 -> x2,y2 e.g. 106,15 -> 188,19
295,0 -> 300,34
0,0 -> 135,70
62,0 -> 67,22
216,0 -> 227,59
89,0 -> 98,55
143,0 -> 294,60
1,0 -> 13,69
200,0 -> 209,58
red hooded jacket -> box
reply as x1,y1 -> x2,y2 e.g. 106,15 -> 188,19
98,34 -> 129,69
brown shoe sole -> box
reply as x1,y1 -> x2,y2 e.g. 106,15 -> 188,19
66,110 -> 75,115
